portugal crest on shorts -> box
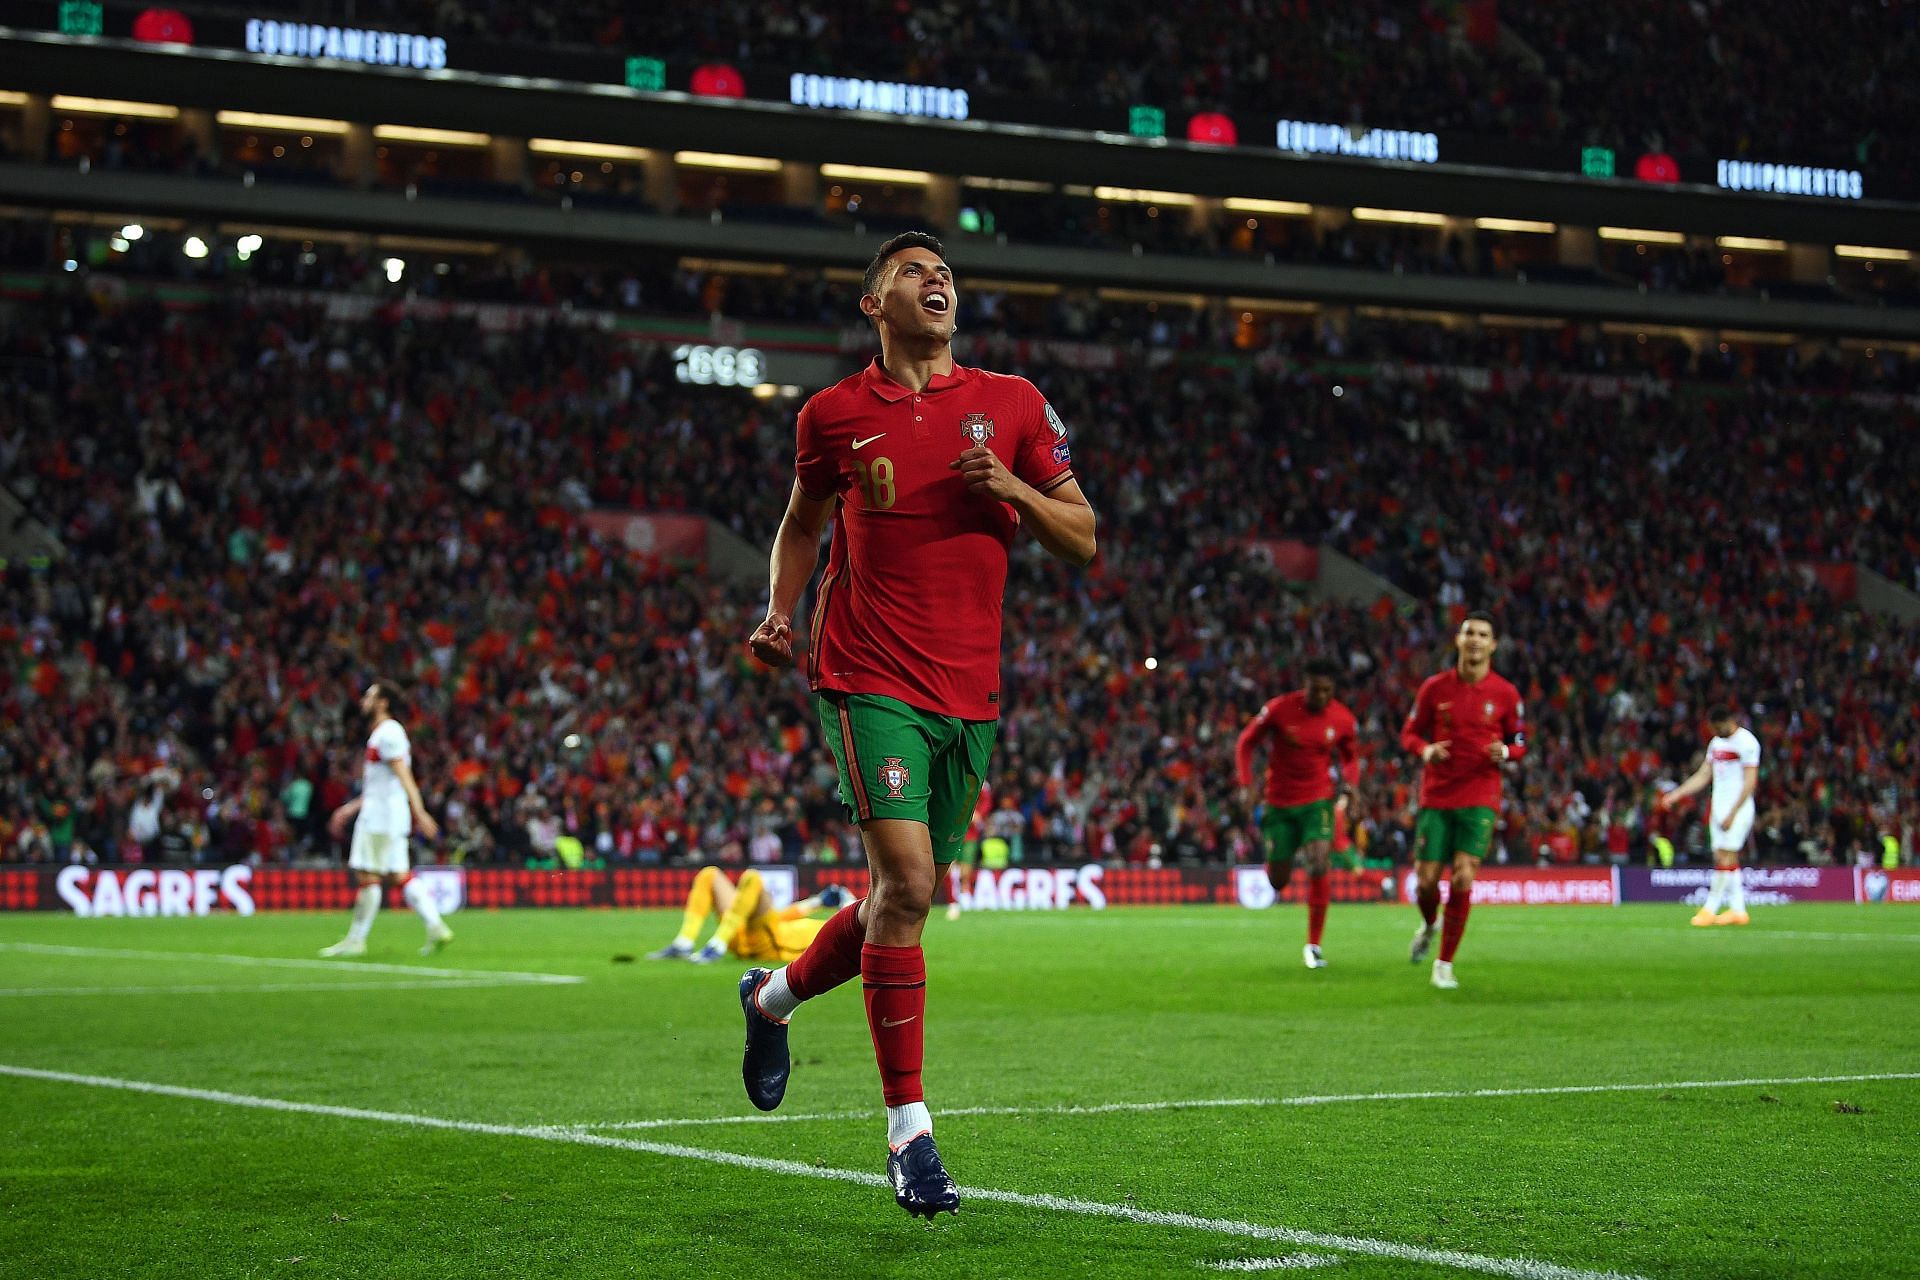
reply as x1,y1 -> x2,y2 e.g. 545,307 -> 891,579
878,756 -> 911,799
959,412 -> 995,446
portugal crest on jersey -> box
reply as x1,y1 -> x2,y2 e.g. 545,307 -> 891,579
878,756 -> 911,799
959,412 -> 995,446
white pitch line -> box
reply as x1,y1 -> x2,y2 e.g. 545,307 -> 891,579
1703,929 -> 1920,944
1502,925 -> 1920,945
0,1063 -> 1646,1280
1206,1256 -> 1343,1272
580,1070 -> 1920,1131
0,979 -> 575,998
0,942 -> 584,984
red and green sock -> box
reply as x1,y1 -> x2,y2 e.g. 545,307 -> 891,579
1439,891 -> 1471,962
1306,872 -> 1330,946
863,942 -> 931,1148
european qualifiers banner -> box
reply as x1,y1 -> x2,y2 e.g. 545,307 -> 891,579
1400,866 -> 1620,907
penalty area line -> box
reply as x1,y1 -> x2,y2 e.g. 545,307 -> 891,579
0,1062 -> 1646,1280
580,1070 -> 1920,1131
0,978 -> 581,998
0,942 -> 584,985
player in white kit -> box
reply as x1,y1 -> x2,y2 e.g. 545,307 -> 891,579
1657,708 -> 1761,926
320,680 -> 452,957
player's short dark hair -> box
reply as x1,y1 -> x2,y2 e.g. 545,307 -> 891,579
1711,706 -> 1738,723
370,678 -> 407,716
1303,657 -> 1341,681
1462,610 -> 1497,635
862,231 -> 947,299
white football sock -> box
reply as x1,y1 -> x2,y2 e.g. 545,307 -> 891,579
402,878 -> 446,932
887,1101 -> 932,1151
345,884 -> 380,943
755,967 -> 799,1021
1700,871 -> 1725,913
1725,870 -> 1746,913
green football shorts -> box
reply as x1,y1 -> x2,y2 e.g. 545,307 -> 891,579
1414,806 -> 1498,862
816,691 -> 997,864
1258,799 -> 1335,864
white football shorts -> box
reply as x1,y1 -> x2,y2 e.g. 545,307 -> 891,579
1709,802 -> 1755,855
349,826 -> 410,875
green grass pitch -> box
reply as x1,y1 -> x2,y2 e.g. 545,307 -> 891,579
1,903 -> 1916,1279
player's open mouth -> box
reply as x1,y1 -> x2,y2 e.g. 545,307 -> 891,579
921,291 -> 950,315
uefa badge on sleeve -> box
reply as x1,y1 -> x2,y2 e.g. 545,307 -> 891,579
959,412 -> 995,447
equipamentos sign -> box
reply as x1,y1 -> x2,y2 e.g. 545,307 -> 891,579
789,73 -> 968,120
1276,119 -> 1439,164
1715,158 -> 1863,200
244,18 -> 448,69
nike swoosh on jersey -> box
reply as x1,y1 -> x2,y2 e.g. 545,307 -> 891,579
852,434 -> 887,449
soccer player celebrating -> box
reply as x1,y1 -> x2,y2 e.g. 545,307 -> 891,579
647,867 -> 853,963
740,232 -> 1096,1218
1399,613 -> 1525,989
320,680 -> 450,958
1656,707 -> 1761,926
1235,657 -> 1360,969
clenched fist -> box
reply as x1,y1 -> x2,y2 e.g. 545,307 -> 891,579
749,611 -> 796,667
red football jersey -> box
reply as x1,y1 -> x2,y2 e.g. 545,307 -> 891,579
1235,691 -> 1359,806
797,359 -> 1075,720
1400,668 -> 1527,810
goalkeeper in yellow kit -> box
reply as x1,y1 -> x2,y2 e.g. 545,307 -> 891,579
648,867 -> 853,964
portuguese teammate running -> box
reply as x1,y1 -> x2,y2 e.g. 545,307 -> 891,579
741,231 -> 1097,1218
1399,612 -> 1525,989
1235,658 -> 1360,969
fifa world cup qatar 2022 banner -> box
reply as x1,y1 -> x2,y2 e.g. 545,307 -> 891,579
0,864 -> 1905,915
1616,866 -> 1861,906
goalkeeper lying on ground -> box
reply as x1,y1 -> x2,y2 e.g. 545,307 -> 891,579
648,867 -> 853,964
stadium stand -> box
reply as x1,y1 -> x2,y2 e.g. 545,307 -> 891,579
3,270 -> 1916,871
93,0 -> 1918,183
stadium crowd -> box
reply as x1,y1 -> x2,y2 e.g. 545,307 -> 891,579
2,279 -> 1916,872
